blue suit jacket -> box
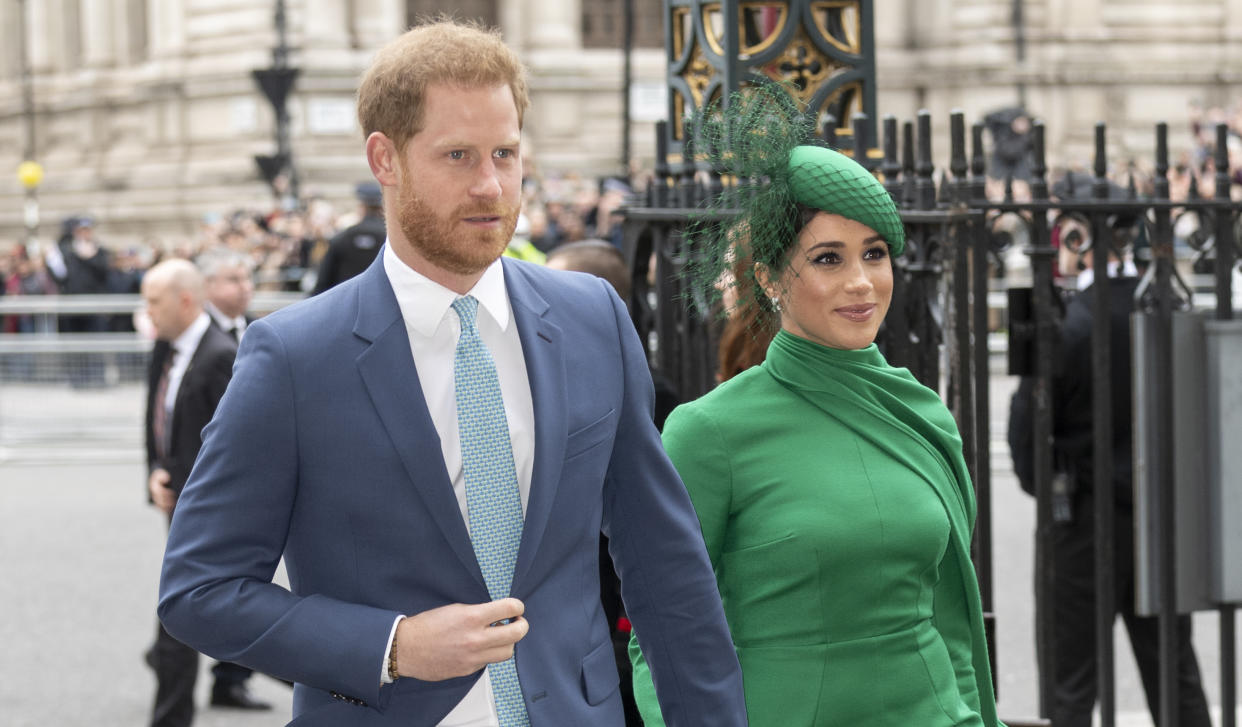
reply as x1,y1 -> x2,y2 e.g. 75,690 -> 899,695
158,255 -> 745,726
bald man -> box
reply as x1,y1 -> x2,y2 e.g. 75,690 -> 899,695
141,260 -> 266,726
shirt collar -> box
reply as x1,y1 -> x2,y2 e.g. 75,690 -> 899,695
382,242 -> 510,337
205,302 -> 245,331
171,312 -> 211,357
1075,260 -> 1137,291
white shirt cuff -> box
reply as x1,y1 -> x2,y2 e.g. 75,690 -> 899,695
380,614 -> 405,684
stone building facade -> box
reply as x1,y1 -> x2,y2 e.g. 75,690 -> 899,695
876,0 -> 1242,172
1,0 -> 1239,244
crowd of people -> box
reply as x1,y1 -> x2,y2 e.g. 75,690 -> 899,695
0,169 -> 635,338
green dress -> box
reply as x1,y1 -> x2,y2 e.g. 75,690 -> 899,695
630,330 -> 1001,727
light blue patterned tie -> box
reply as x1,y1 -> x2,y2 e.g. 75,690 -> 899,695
451,296 -> 530,727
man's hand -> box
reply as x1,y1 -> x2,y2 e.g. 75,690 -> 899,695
393,598 -> 528,681
148,468 -> 175,514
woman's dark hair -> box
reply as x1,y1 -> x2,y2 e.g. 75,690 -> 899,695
755,202 -> 820,270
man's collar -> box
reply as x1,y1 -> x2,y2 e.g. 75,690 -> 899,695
204,301 -> 233,330
382,243 -> 510,337
171,312 -> 212,356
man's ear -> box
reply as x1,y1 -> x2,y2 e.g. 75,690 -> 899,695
365,132 -> 400,187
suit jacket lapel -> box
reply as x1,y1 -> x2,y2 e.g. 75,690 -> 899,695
503,260 -> 567,594
169,332 -> 208,451
352,259 -> 486,589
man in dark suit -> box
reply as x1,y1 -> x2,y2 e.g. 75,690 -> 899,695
198,251 -> 273,708
158,20 -> 744,727
311,181 -> 386,295
141,259 -> 269,725
1008,234 -> 1211,727
199,248 -> 255,345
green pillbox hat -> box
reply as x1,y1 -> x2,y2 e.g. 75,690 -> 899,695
787,145 -> 906,257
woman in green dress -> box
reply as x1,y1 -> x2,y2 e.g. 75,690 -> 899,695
629,91 -> 1002,727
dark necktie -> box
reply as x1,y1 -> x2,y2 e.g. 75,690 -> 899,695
152,348 -> 175,460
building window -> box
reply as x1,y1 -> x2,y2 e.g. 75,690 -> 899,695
582,0 -> 663,49
406,0 -> 497,28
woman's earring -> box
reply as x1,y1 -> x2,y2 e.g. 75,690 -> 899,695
769,297 -> 781,312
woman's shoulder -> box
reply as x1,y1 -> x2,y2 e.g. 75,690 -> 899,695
663,366 -> 784,439
678,365 -> 781,415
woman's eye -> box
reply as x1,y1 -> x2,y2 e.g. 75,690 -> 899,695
812,253 -> 840,265
864,245 -> 889,260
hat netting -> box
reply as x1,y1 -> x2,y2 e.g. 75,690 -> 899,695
677,84 -> 905,331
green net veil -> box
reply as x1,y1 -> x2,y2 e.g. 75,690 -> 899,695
679,83 -> 906,330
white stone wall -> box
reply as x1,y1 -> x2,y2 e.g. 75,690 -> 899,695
876,0 -> 1242,173
1,0 -> 1239,245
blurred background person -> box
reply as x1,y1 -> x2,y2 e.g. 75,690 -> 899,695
1007,215 -> 1212,727
198,248 -> 255,344
311,181 -> 386,294
45,215 -> 113,387
140,259 -> 270,726
502,213 -> 547,264
712,231 -> 776,383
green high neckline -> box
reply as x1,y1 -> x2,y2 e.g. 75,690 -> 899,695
764,329 -> 887,387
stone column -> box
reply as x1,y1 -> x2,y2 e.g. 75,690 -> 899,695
0,3 -> 11,78
525,0 -> 579,51
1227,0 -> 1242,83
81,0 -> 114,67
109,0 -> 145,65
147,0 -> 185,59
40,0 -> 76,72
352,0 -> 403,47
303,0 -> 350,49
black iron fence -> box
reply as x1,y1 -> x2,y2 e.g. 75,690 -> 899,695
621,111 -> 1240,727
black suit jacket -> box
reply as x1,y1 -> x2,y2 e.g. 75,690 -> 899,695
146,322 -> 238,497
1008,276 -> 1139,503
311,213 -> 386,295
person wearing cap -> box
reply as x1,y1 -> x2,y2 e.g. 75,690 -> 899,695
501,213 -> 546,264
46,214 -> 113,386
629,87 -> 1001,726
310,181 -> 387,294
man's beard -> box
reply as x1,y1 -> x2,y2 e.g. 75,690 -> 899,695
397,173 -> 518,276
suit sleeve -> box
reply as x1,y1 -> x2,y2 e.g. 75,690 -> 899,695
595,280 -> 746,727
158,318 -> 401,707
629,403 -> 735,727
1007,376 -> 1036,495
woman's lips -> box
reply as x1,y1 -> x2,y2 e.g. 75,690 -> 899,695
835,304 -> 876,322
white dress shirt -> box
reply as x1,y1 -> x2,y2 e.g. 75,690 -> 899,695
205,302 -> 247,344
1074,259 -> 1137,291
163,312 -> 212,421
380,244 -> 535,727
